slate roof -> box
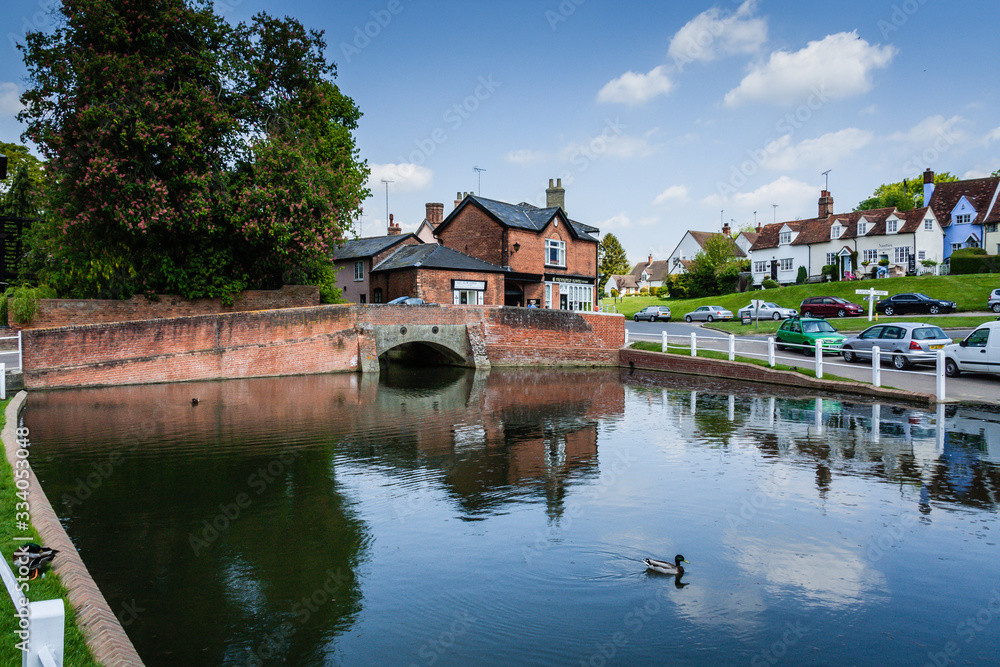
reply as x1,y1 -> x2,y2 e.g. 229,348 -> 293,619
439,195 -> 599,241
928,177 -> 1000,226
332,234 -> 419,261
372,244 -> 506,273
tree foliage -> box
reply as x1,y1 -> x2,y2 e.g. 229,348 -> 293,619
855,172 -> 959,211
597,233 -> 630,285
687,234 -> 742,297
17,0 -> 369,299
0,142 -> 47,200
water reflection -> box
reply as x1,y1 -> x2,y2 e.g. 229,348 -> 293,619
23,369 -> 1000,666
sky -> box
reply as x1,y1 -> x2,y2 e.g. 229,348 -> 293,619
3,0 -> 1000,266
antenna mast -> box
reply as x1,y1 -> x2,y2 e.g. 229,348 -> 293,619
380,178 -> 394,235
473,166 -> 486,195
821,169 -> 831,191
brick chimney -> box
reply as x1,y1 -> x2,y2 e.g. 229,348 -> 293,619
756,222 -> 762,233
387,213 -> 401,236
722,222 -> 731,237
546,178 -> 566,212
923,169 -> 935,205
818,190 -> 834,219
425,202 -> 444,225
647,253 -> 653,266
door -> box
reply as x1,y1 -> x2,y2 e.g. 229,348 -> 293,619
560,293 -> 568,310
854,326 -> 885,359
989,326 -> 1000,373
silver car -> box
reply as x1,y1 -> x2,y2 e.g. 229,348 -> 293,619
634,306 -> 672,322
683,305 -> 734,323
989,288 -> 1000,314
736,301 -> 797,321
840,322 -> 952,370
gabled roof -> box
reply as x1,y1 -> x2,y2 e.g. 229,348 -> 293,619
333,234 -> 419,261
629,260 -> 670,281
737,231 -> 759,245
372,244 -> 506,273
898,206 -> 932,233
436,195 -> 599,241
750,220 -> 804,251
928,177 -> 1000,226
611,275 -> 638,289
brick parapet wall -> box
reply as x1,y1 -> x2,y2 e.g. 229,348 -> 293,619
12,285 -> 319,331
22,306 -> 625,388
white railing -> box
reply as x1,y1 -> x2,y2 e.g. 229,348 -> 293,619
1,552 -> 65,666
628,329 -> 948,402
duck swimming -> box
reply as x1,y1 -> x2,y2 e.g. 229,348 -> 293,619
644,554 -> 688,575
12,543 -> 59,579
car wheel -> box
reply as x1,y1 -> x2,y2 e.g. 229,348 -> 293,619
883,306 -> 894,316
802,311 -> 813,318
634,315 -> 639,321
992,303 -> 1000,313
776,341 -> 785,351
892,354 -> 909,370
837,309 -> 846,318
772,312 -> 781,321
685,315 -> 692,323
929,305 -> 940,315
842,347 -> 856,363
707,315 -> 714,322
945,358 -> 960,377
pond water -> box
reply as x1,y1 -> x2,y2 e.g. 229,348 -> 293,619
24,368 -> 1000,666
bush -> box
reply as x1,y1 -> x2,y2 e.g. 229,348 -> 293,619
665,274 -> 691,299
638,286 -> 649,296
796,266 -> 807,284
950,254 -> 1000,275
761,278 -> 779,289
610,288 -> 619,298
656,286 -> 670,298
3,284 -> 57,325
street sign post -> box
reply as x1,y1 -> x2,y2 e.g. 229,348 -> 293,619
856,287 -> 889,321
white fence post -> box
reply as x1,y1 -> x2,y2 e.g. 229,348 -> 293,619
936,349 -> 946,402
1,362 -> 5,400
18,329 -> 22,370
1,554 -> 65,667
872,345 -> 881,387
729,334 -> 735,361
624,329 -> 629,345
815,340 -> 823,379
690,332 -> 697,357
661,331 -> 668,353
768,337 -> 775,367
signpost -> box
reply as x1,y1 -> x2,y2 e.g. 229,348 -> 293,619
856,287 -> 889,321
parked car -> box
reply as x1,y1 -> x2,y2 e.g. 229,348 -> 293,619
943,320 -> 1000,377
989,288 -> 1000,314
683,306 -> 733,323
634,306 -> 672,322
875,293 -> 956,316
387,296 -> 425,305
840,323 -> 952,369
737,301 -> 797,321
799,296 -> 864,318
775,317 -> 846,355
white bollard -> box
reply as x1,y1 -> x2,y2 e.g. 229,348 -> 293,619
661,330 -> 668,353
768,337 -> 775,366
729,334 -> 735,361
872,345 -> 881,387
624,329 -> 629,345
28,599 -> 65,667
690,332 -> 697,357
1,362 -> 5,401
936,349 -> 945,402
815,340 -> 823,379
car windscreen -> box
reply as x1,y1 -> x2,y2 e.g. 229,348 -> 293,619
803,321 -> 836,333
765,303 -> 780,308
912,327 -> 948,340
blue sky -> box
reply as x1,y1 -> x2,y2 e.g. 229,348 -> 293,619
3,0 -> 1000,264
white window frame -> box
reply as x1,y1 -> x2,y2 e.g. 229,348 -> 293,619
545,238 -> 567,267
825,252 -> 836,266
779,231 -> 791,245
894,246 -> 910,264
753,261 -> 767,273
831,226 -> 841,240
918,250 -> 926,261
354,261 -> 364,281
956,213 -> 972,225
857,222 -> 867,236
779,258 -> 793,271
545,283 -> 553,308
924,219 -> 934,231
563,284 -> 593,312
886,219 -> 898,234
453,289 -> 484,305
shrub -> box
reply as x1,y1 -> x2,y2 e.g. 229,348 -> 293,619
761,278 -> 779,289
950,254 -> 1000,275
638,286 -> 649,296
951,247 -> 987,257
4,284 -> 56,325
656,286 -> 670,298
795,266 -> 807,284
610,288 -> 619,298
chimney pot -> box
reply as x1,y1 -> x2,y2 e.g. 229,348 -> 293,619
545,177 -> 566,213
924,168 -> 935,184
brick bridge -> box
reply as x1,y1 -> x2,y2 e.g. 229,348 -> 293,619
21,304 -> 624,388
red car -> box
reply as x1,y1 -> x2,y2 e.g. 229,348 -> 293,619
799,296 -> 865,318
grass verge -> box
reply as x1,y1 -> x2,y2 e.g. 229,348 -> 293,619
0,397 -> 99,666
706,314 -> 998,336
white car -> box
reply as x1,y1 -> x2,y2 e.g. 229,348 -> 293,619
989,288 -> 1000,313
737,301 -> 797,321
943,320 -> 1000,377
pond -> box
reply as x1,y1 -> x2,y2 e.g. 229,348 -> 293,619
24,367 -> 1000,666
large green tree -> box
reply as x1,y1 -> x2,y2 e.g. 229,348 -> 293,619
598,233 -> 630,285
687,234 -> 743,296
18,0 -> 368,299
855,172 -> 959,211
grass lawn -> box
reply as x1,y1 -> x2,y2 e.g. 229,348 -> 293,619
707,314 -> 998,336
603,273 -> 1000,321
0,398 -> 99,666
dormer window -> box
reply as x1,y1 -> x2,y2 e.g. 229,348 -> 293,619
887,219 -> 898,234
924,219 -> 933,231
779,231 -> 791,245
858,222 -> 867,236
956,213 -> 972,224
831,225 -> 842,240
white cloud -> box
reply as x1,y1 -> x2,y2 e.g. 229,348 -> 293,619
597,65 -> 674,106
703,175 -> 817,217
723,31 -> 896,107
366,163 -> 433,192
599,212 -> 633,230
962,169 -> 991,179
888,115 -> 966,146
559,133 -> 655,162
505,149 -> 548,165
984,126 -> 1000,144
764,128 -> 874,171
653,185 -> 690,205
0,82 -> 23,117
668,0 -> 767,68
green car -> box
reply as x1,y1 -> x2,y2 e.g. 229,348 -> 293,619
775,317 -> 846,355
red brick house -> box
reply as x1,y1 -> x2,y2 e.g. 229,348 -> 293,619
332,230 -> 421,304
370,244 -> 506,305
433,179 -> 600,309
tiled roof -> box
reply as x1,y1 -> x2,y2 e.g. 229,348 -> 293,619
372,244 -> 506,273
928,177 -> 1000,226
750,220 -> 804,251
440,195 -> 599,241
629,260 -> 671,281
611,275 -> 638,289
738,231 -> 759,245
898,206 -> 931,233
333,234 -> 419,260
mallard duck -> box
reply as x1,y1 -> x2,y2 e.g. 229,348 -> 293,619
12,543 -> 59,579
644,554 -> 688,575
191,398 -> 199,406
